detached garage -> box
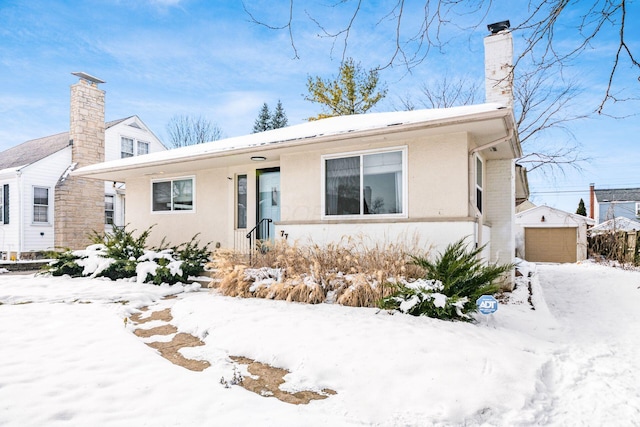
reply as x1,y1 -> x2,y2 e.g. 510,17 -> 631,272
516,206 -> 595,263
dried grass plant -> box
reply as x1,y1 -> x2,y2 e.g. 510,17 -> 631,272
210,234 -> 431,308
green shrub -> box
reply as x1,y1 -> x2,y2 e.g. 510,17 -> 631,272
39,226 -> 211,286
172,234 -> 212,278
41,249 -> 86,277
90,226 -> 153,280
379,238 -> 512,320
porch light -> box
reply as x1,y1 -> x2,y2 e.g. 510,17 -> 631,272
251,156 -> 267,161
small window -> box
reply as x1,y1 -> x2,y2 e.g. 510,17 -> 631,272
105,195 -> 115,225
137,141 -> 149,155
237,175 -> 247,229
33,187 -> 49,223
152,178 -> 194,212
121,137 -> 134,158
636,202 -> 640,218
324,149 -> 405,217
475,156 -> 483,213
0,184 -> 7,224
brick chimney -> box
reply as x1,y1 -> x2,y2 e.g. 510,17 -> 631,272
484,20 -> 514,108
54,72 -> 106,250
589,183 -> 595,219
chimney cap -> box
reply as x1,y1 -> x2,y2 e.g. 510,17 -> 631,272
487,20 -> 510,34
71,72 -> 105,85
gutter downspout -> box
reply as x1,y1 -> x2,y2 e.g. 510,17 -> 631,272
468,127 -> 515,251
469,127 -> 515,156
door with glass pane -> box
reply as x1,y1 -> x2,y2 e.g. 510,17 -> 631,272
256,168 -> 280,240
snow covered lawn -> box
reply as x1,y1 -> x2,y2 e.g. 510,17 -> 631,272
1,262 -> 639,426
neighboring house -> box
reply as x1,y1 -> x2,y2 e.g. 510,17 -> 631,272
590,184 -> 640,224
516,205 -> 595,263
589,217 -> 640,236
0,73 -> 165,259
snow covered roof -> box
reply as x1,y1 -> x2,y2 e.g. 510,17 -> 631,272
589,217 -> 640,235
516,205 -> 595,225
594,188 -> 640,203
0,117 -> 133,173
75,103 -> 520,181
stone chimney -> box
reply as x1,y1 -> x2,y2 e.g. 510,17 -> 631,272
54,72 -> 106,250
484,20 -> 514,108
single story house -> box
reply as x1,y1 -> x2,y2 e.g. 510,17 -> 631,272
0,73 -> 166,259
590,185 -> 640,224
516,205 -> 595,263
74,102 -> 523,281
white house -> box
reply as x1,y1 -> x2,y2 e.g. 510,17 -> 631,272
0,73 -> 166,259
516,205 -> 595,263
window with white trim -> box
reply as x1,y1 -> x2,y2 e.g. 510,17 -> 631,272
121,137 -> 134,158
137,141 -> 149,155
33,187 -> 49,223
152,178 -> 194,212
635,202 -> 640,218
236,174 -> 247,229
475,155 -> 483,213
105,195 -> 115,225
324,149 -> 405,216
0,184 -> 8,224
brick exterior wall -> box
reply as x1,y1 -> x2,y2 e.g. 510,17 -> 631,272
484,31 -> 514,108
484,158 -> 516,288
54,78 -> 105,249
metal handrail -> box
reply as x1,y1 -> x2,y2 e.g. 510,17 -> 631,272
246,218 -> 272,265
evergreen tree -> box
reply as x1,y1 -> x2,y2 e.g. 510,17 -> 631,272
576,198 -> 587,216
305,57 -> 387,120
270,99 -> 288,129
252,103 -> 271,133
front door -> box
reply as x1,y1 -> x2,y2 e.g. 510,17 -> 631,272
256,168 -> 280,240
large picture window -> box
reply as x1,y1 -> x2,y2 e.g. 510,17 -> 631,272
33,187 -> 49,223
325,149 -> 405,217
152,178 -> 194,212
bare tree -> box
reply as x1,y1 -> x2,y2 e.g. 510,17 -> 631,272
166,115 -> 223,148
396,67 -> 590,175
244,0 -> 638,113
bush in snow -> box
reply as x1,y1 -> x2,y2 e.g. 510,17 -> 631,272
42,226 -> 211,286
379,238 -> 512,320
89,226 -> 153,280
210,236 -> 429,306
42,249 -> 86,277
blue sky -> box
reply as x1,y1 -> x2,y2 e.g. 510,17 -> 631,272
0,0 -> 638,213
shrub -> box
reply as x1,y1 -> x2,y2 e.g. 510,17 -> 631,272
89,226 -> 153,280
210,236 -> 429,306
41,249 -> 86,277
379,238 -> 513,320
40,226 -> 211,286
172,234 -> 212,278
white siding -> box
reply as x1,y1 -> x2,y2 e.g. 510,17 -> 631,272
20,147 -> 72,252
0,176 -> 19,257
105,117 -> 166,231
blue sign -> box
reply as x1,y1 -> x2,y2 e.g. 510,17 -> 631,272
476,295 -> 498,315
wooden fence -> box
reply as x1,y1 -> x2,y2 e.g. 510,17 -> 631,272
589,230 -> 639,265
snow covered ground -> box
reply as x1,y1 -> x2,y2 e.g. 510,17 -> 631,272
1,261 -> 639,426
